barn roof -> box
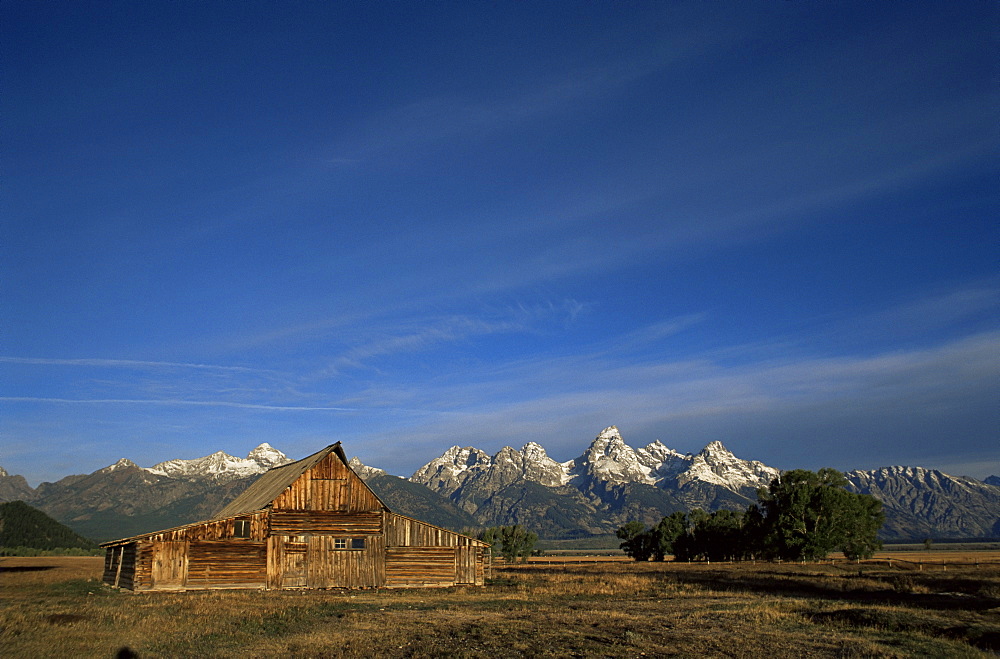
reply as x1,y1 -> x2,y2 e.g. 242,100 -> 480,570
212,442 -> 364,519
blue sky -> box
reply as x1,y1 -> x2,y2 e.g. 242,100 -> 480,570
2,2 -> 997,486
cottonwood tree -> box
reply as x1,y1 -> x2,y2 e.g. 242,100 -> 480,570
754,468 -> 883,561
616,468 -> 883,563
616,511 -> 687,561
480,525 -> 538,563
672,508 -> 751,562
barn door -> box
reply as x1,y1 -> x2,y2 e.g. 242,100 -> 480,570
151,541 -> 187,589
455,545 -> 476,585
282,536 -> 308,588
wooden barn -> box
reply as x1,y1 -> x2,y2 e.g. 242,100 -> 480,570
100,443 -> 490,591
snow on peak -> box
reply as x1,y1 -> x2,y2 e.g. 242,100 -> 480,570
578,426 -> 655,484
410,446 -> 492,491
517,442 -> 570,486
676,441 -> 778,490
100,458 -> 140,474
146,444 -> 291,481
410,426 -> 782,495
247,443 -> 288,468
702,440 -> 730,455
347,456 -> 386,479
521,441 -> 548,459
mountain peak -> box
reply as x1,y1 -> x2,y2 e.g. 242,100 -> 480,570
677,441 -> 778,490
348,456 -> 386,480
146,444 -> 291,481
702,440 -> 730,454
522,441 -> 548,456
578,426 -> 654,484
102,458 -> 139,473
595,425 -> 622,442
246,443 -> 288,468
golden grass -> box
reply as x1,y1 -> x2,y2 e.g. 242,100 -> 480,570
2,555 -> 998,657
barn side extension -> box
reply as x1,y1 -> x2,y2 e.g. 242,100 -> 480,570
100,443 -> 489,591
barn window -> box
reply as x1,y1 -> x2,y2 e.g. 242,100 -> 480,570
334,538 -> 348,549
351,538 -> 366,550
234,519 -> 251,538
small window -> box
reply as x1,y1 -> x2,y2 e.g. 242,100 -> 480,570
351,538 -> 366,550
233,519 -> 251,538
334,538 -> 348,549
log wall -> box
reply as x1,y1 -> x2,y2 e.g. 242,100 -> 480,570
385,547 -> 459,587
187,541 -> 267,589
306,535 -> 385,588
269,511 -> 382,535
385,513 -> 481,548
102,543 -> 138,590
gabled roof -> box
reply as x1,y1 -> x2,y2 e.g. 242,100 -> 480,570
212,442 -> 356,520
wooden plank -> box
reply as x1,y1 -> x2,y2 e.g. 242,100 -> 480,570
186,541 -> 267,586
113,545 -> 124,587
150,541 -> 187,589
269,511 -> 382,535
385,547 -> 459,586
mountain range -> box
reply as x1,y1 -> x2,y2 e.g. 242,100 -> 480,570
1,427 -> 998,543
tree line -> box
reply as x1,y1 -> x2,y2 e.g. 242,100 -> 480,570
617,469 -> 884,562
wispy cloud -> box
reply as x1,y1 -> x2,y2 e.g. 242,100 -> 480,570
325,38 -> 701,169
315,300 -> 587,378
350,328 -> 1000,475
0,356 -> 272,374
0,396 -> 360,412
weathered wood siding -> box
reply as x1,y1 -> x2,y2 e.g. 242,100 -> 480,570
385,547 -> 458,587
270,511 -> 382,535
150,540 -> 187,589
383,513 -> 488,587
306,535 -> 385,588
102,542 -> 138,589
455,545 -> 486,585
385,513 -> 480,548
187,541 -> 267,589
265,533 -> 385,589
271,452 -> 382,512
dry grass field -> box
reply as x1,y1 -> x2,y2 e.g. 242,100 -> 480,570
2,554 -> 999,658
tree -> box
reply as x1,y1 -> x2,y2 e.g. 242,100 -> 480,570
617,512 -> 688,561
839,493 -> 884,560
673,509 -> 751,562
480,525 -> 538,563
616,520 -> 653,561
754,468 -> 883,561
651,511 -> 688,560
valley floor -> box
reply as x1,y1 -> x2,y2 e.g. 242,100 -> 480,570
1,555 -> 998,657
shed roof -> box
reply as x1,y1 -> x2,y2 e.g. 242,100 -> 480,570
212,442 -> 360,519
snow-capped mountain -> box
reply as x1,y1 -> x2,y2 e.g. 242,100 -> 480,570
408,426 -> 783,534
675,441 -> 780,490
408,426 -> 1000,540
411,441 -> 571,496
146,443 -> 290,481
412,426 -> 777,496
102,458 -> 141,473
845,466 -> 1000,539
347,456 -> 386,479
2,429 -> 997,542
